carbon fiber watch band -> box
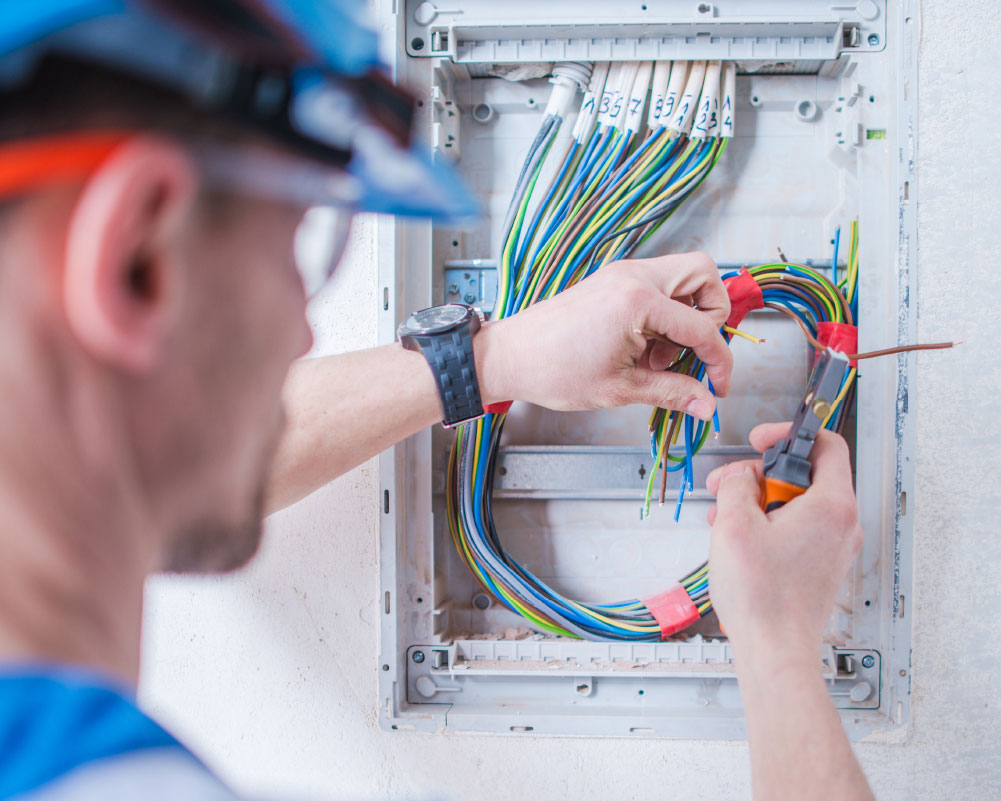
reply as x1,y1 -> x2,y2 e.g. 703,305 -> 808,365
408,326 -> 484,427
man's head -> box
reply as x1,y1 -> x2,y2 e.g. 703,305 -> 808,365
0,0 -> 475,578
0,72 -> 315,573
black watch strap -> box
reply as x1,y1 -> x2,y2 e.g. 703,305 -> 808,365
409,326 -> 484,426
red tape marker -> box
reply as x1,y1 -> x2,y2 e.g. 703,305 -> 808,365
484,401 -> 513,415
643,583 -> 700,639
723,268 -> 764,329
816,321 -> 859,367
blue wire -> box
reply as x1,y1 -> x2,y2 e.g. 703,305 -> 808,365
831,226 -> 841,286
468,422 -> 653,637
512,139 -> 580,270
707,378 -> 721,437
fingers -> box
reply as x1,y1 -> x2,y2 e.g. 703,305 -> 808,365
747,425 -> 852,494
647,340 -> 682,371
640,296 -> 733,395
630,370 -> 717,420
632,252 -> 730,328
706,458 -> 763,496
803,430 -> 855,497
748,422 -> 793,454
712,463 -> 765,529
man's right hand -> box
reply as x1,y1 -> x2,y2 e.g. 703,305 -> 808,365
705,424 -> 875,801
705,423 -> 863,659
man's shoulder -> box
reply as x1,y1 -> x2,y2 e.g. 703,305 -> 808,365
0,666 -> 238,801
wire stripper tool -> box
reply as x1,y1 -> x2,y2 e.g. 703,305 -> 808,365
760,348 -> 851,512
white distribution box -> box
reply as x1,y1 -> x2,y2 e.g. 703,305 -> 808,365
377,0 -> 916,739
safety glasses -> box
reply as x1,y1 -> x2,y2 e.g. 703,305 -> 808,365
193,141 -> 359,298
0,131 -> 360,298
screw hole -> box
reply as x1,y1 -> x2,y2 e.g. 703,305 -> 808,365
472,102 -> 495,123
795,99 -> 818,121
865,600 -> 871,606
697,2 -> 712,13
641,3 -> 647,8
869,95 -> 876,103
638,689 -> 645,695
416,597 -> 424,604
498,465 -> 507,476
416,99 -> 424,109
382,664 -> 389,671
411,37 -> 425,51
451,240 -> 459,247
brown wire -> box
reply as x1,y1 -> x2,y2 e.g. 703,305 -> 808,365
764,303 -> 959,360
659,412 -> 680,506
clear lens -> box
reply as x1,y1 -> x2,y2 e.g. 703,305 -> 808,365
293,206 -> 354,298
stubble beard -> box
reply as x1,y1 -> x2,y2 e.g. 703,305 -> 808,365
162,410 -> 284,574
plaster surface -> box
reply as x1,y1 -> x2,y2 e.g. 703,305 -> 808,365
139,2 -> 1001,798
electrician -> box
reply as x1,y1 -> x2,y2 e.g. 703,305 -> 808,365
0,2 -> 871,800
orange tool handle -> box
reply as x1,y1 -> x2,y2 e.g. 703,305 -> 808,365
760,476 -> 806,513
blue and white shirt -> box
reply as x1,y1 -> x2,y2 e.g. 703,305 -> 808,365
0,667 -> 240,800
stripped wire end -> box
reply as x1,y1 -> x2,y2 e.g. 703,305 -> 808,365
722,324 -> 766,344
707,379 -> 722,440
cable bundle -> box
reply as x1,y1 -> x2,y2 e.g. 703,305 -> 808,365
496,60 -> 734,316
446,64 -> 956,641
447,60 -> 734,641
644,223 -> 861,519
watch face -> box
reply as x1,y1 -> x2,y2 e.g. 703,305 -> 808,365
405,304 -> 469,334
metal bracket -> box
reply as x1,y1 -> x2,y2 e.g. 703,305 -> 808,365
828,648 -> 881,710
443,260 -> 498,312
493,445 -> 757,500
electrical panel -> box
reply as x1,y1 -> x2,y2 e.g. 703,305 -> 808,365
377,0 -> 917,739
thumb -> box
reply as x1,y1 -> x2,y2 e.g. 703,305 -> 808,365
714,464 -> 765,526
632,370 -> 716,421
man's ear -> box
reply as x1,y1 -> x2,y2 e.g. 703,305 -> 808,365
63,136 -> 197,372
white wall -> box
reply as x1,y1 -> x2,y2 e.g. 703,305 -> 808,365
139,3 -> 1001,798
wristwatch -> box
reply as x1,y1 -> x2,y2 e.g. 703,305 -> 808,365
398,304 -> 486,427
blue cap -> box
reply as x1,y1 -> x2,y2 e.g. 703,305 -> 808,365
0,0 -> 479,223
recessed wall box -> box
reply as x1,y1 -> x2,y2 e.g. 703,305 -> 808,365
377,0 -> 916,739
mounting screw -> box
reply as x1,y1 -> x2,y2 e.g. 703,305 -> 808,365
463,292 -> 476,304
447,283 -> 459,294
868,33 -> 879,46
412,650 -> 425,663
861,654 -> 875,668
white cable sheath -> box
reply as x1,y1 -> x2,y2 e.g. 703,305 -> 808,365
692,60 -> 721,139
544,62 -> 592,118
573,61 -> 609,141
668,60 -> 705,133
595,61 -> 623,128
598,61 -> 640,130
647,60 -> 671,129
625,61 -> 653,133
661,61 -> 689,129
720,61 -> 736,138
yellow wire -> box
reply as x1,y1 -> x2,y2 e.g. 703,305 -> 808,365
822,367 -> 857,427
723,325 -> 764,344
